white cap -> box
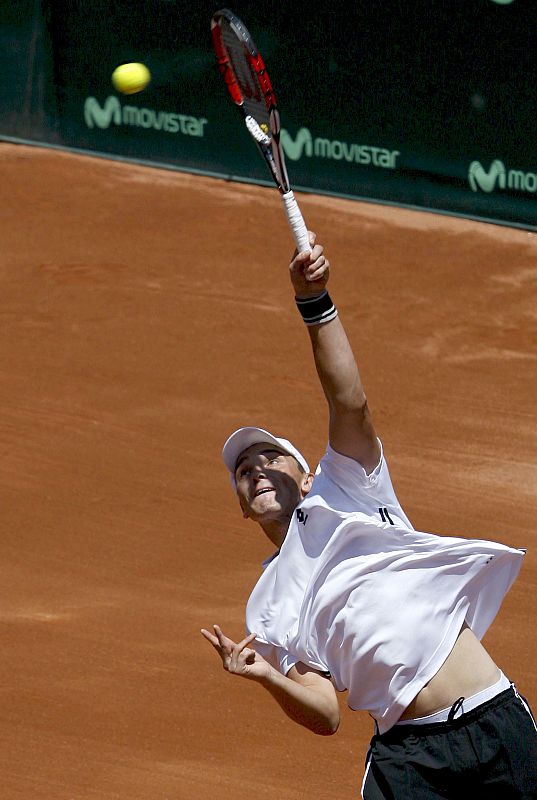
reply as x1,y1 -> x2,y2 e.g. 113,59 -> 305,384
222,426 -> 310,487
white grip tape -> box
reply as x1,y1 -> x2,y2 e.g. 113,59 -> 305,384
282,191 -> 311,253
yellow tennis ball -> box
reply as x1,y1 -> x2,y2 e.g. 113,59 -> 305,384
112,62 -> 151,94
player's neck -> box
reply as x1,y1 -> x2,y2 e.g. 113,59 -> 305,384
258,516 -> 290,550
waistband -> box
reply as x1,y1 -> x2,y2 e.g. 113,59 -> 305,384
395,670 -> 510,727
378,684 -> 518,742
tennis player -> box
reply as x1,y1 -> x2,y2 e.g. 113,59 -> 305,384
201,233 -> 537,798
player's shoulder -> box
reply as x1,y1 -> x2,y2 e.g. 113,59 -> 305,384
306,439 -> 413,528
316,439 -> 385,488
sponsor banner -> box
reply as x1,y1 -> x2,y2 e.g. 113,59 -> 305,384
1,0 -> 536,229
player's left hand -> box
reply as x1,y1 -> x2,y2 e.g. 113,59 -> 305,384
290,231 -> 330,299
200,624 -> 271,681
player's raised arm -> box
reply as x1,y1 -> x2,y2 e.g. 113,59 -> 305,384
290,234 -> 380,473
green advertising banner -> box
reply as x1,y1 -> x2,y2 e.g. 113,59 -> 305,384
2,0 -> 536,229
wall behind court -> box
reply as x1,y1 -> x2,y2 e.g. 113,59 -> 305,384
2,0 -> 536,229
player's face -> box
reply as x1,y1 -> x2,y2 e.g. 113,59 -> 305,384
234,443 -> 310,523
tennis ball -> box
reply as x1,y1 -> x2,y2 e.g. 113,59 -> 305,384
112,62 -> 151,94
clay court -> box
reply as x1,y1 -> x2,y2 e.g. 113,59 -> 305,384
1,142 -> 536,799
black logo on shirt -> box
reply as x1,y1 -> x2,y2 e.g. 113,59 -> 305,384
379,507 -> 395,525
296,509 -> 308,525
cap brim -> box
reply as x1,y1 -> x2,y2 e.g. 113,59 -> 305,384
222,426 -> 310,482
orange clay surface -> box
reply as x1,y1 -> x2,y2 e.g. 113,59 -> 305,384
0,142 -> 536,799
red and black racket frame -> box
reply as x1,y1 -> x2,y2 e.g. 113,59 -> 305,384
211,8 -> 291,193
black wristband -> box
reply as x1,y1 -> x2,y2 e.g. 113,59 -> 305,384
295,290 -> 338,326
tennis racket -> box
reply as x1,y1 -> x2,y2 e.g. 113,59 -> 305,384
211,8 -> 311,253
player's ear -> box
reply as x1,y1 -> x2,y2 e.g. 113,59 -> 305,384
300,472 -> 314,498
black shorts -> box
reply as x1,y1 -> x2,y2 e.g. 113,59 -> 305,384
362,687 -> 537,799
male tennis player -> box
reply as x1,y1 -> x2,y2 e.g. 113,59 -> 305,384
201,234 -> 537,798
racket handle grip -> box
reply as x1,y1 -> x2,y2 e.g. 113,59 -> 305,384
281,191 -> 311,254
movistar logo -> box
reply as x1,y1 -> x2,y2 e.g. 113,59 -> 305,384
468,159 -> 537,194
84,96 -> 208,137
281,128 -> 314,160
468,160 -> 506,193
84,96 -> 122,129
281,126 -> 400,169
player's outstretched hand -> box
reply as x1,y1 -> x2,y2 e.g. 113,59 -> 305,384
201,624 -> 271,681
290,231 -> 330,299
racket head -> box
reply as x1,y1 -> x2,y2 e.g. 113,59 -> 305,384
211,8 -> 289,190
211,9 -> 275,121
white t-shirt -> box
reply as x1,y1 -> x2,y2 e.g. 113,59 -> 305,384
246,442 -> 525,733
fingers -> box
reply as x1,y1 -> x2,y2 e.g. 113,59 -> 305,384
292,230 -> 316,261
212,624 -> 227,646
200,627 -> 219,647
305,252 -> 329,282
231,639 -> 257,672
201,626 -> 258,668
236,632 -> 257,652
201,625 -> 261,676
200,624 -> 232,657
229,632 -> 257,672
292,245 -> 326,270
291,235 -> 328,278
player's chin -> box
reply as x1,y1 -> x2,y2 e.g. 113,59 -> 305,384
253,500 -> 280,516
250,495 -> 282,518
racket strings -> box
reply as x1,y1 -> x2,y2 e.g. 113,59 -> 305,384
219,22 -> 271,129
